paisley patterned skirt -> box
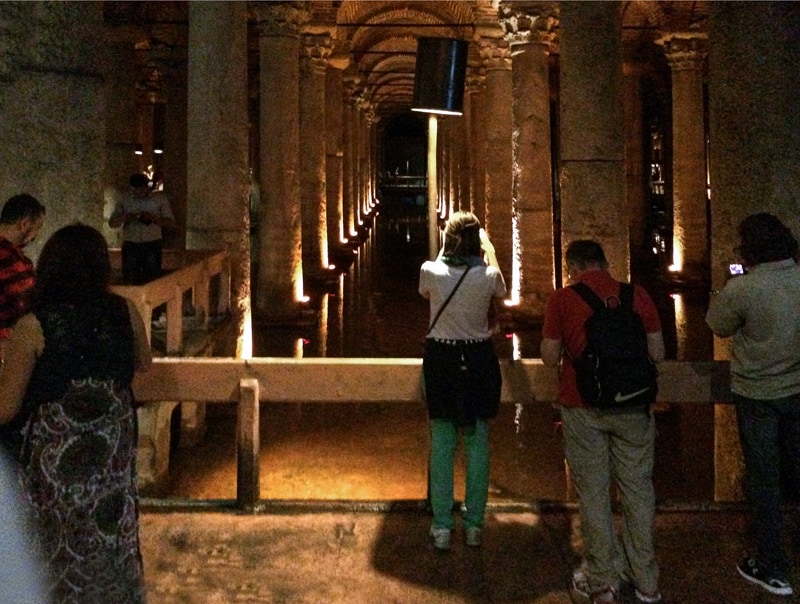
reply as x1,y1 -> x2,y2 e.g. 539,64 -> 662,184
21,378 -> 145,604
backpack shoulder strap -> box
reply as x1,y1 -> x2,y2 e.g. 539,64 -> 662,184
619,282 -> 634,310
569,282 -> 604,313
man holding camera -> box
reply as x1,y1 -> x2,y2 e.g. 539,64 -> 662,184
109,172 -> 174,285
706,213 -> 800,598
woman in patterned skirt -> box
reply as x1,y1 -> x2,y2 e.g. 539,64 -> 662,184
0,223 -> 152,603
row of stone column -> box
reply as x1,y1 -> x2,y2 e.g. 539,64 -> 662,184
0,3 -> 712,331
170,3 -> 710,325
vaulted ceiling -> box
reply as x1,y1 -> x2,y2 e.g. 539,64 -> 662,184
104,1 -> 708,118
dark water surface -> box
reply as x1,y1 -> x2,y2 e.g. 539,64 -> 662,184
160,217 -> 718,503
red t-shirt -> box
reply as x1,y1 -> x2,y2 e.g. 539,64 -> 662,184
542,270 -> 662,408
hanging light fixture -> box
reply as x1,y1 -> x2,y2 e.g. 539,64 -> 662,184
411,37 -> 468,116
411,37 -> 469,258
134,144 -> 143,156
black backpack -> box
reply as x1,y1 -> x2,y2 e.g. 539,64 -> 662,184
569,282 -> 658,410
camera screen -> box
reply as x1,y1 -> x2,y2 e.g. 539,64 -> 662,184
729,263 -> 744,275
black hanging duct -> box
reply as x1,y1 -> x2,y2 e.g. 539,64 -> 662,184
411,37 -> 468,115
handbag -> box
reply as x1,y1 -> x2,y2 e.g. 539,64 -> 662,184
421,265 -> 472,399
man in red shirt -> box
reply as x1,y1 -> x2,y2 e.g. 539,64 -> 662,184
0,194 -> 46,357
541,240 -> 664,604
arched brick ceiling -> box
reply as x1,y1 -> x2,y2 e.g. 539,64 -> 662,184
334,1 -> 481,118
107,1 -> 708,117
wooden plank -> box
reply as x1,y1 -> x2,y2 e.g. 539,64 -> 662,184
237,379 -> 260,510
132,358 -> 731,405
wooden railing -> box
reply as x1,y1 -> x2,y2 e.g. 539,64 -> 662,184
132,358 -> 731,511
109,248 -> 230,355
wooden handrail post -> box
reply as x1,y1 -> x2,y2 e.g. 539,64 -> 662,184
237,378 -> 260,511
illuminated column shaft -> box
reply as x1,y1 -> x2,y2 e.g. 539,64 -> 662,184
559,2 -> 628,280
342,88 -> 356,239
300,33 -> 331,277
480,37 -> 514,284
325,67 -> 345,248
661,33 -> 708,280
356,101 -> 372,219
458,89 -> 472,212
508,21 -> 556,315
187,1 -> 249,354
442,118 -> 453,216
255,6 -> 306,318
353,97 -> 364,227
467,73 -> 487,224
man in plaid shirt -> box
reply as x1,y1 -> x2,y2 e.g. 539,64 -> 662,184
0,194 -> 45,358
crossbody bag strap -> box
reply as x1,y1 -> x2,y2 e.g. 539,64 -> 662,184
427,265 -> 472,335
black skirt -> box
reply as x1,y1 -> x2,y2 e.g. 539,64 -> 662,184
422,338 -> 502,426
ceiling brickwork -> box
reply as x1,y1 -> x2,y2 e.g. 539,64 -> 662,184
103,1 -> 708,116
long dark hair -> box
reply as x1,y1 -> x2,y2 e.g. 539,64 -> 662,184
737,213 -> 799,266
34,223 -> 111,305
442,211 -> 481,258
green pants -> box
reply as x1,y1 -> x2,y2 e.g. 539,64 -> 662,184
429,419 -> 489,530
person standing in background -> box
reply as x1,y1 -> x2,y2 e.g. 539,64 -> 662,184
419,211 -> 506,551
109,172 -> 174,285
706,212 -> 800,598
0,194 -> 45,358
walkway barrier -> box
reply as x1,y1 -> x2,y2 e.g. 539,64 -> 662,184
110,248 -> 231,488
109,248 -> 230,355
132,358 -> 731,511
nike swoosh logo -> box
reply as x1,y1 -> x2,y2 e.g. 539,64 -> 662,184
614,387 -> 650,403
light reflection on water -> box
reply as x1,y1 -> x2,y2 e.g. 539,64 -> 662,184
250,219 -> 718,503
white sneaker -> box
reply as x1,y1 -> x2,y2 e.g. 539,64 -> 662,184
429,526 -> 451,551
465,526 -> 481,547
634,587 -> 663,603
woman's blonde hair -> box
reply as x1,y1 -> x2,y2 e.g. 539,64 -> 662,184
442,211 -> 481,258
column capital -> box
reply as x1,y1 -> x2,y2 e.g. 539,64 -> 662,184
300,32 -> 332,73
477,37 -> 512,71
498,2 -> 559,51
658,32 -> 708,71
252,2 -> 309,37
466,67 -> 486,93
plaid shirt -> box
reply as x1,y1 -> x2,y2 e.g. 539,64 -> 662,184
0,236 -> 35,345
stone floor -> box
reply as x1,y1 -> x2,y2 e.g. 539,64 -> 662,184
139,503 -> 800,604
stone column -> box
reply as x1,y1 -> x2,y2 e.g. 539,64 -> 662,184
708,2 -> 800,501
660,32 -> 709,283
341,78 -> 357,241
558,2 -> 627,280
254,5 -> 308,320
353,92 -> 365,230
478,36 -> 514,284
299,32 -> 332,280
162,55 -> 188,251
467,72 -> 487,223
441,118 -> 453,216
0,2 -> 105,250
458,88 -> 472,211
186,1 -> 249,353
326,66 -> 345,253
102,36 -> 138,248
503,6 -> 557,316
623,59 -> 647,270
356,97 -> 373,222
